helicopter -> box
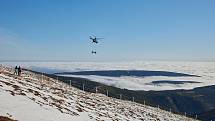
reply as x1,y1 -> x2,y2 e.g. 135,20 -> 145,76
91,51 -> 97,54
90,36 -> 104,44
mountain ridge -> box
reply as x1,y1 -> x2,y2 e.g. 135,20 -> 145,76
0,66 -> 197,121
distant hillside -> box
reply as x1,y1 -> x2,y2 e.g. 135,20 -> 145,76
198,108 -> 215,121
56,70 -> 200,77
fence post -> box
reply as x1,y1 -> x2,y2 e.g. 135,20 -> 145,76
157,105 -> 159,109
61,81 -> 63,87
195,114 -> 198,119
106,90 -> 108,97
144,100 -> 145,106
170,108 -> 172,113
132,97 -> 134,102
82,83 -> 85,91
120,94 -> 122,100
95,87 -> 98,93
184,112 -> 186,117
69,80 -> 71,87
42,73 -> 43,82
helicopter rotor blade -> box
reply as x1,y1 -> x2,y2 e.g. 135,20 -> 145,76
96,38 -> 104,39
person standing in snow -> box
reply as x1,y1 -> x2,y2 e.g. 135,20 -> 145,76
18,66 -> 22,76
14,66 -> 18,75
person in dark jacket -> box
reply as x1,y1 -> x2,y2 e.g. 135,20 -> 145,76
14,66 -> 18,75
18,66 -> 21,76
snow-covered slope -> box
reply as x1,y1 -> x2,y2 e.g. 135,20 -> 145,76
0,66 -> 198,121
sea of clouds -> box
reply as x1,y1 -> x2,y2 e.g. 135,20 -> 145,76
1,61 -> 215,91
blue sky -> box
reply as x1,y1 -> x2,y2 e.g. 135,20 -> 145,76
0,0 -> 214,61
